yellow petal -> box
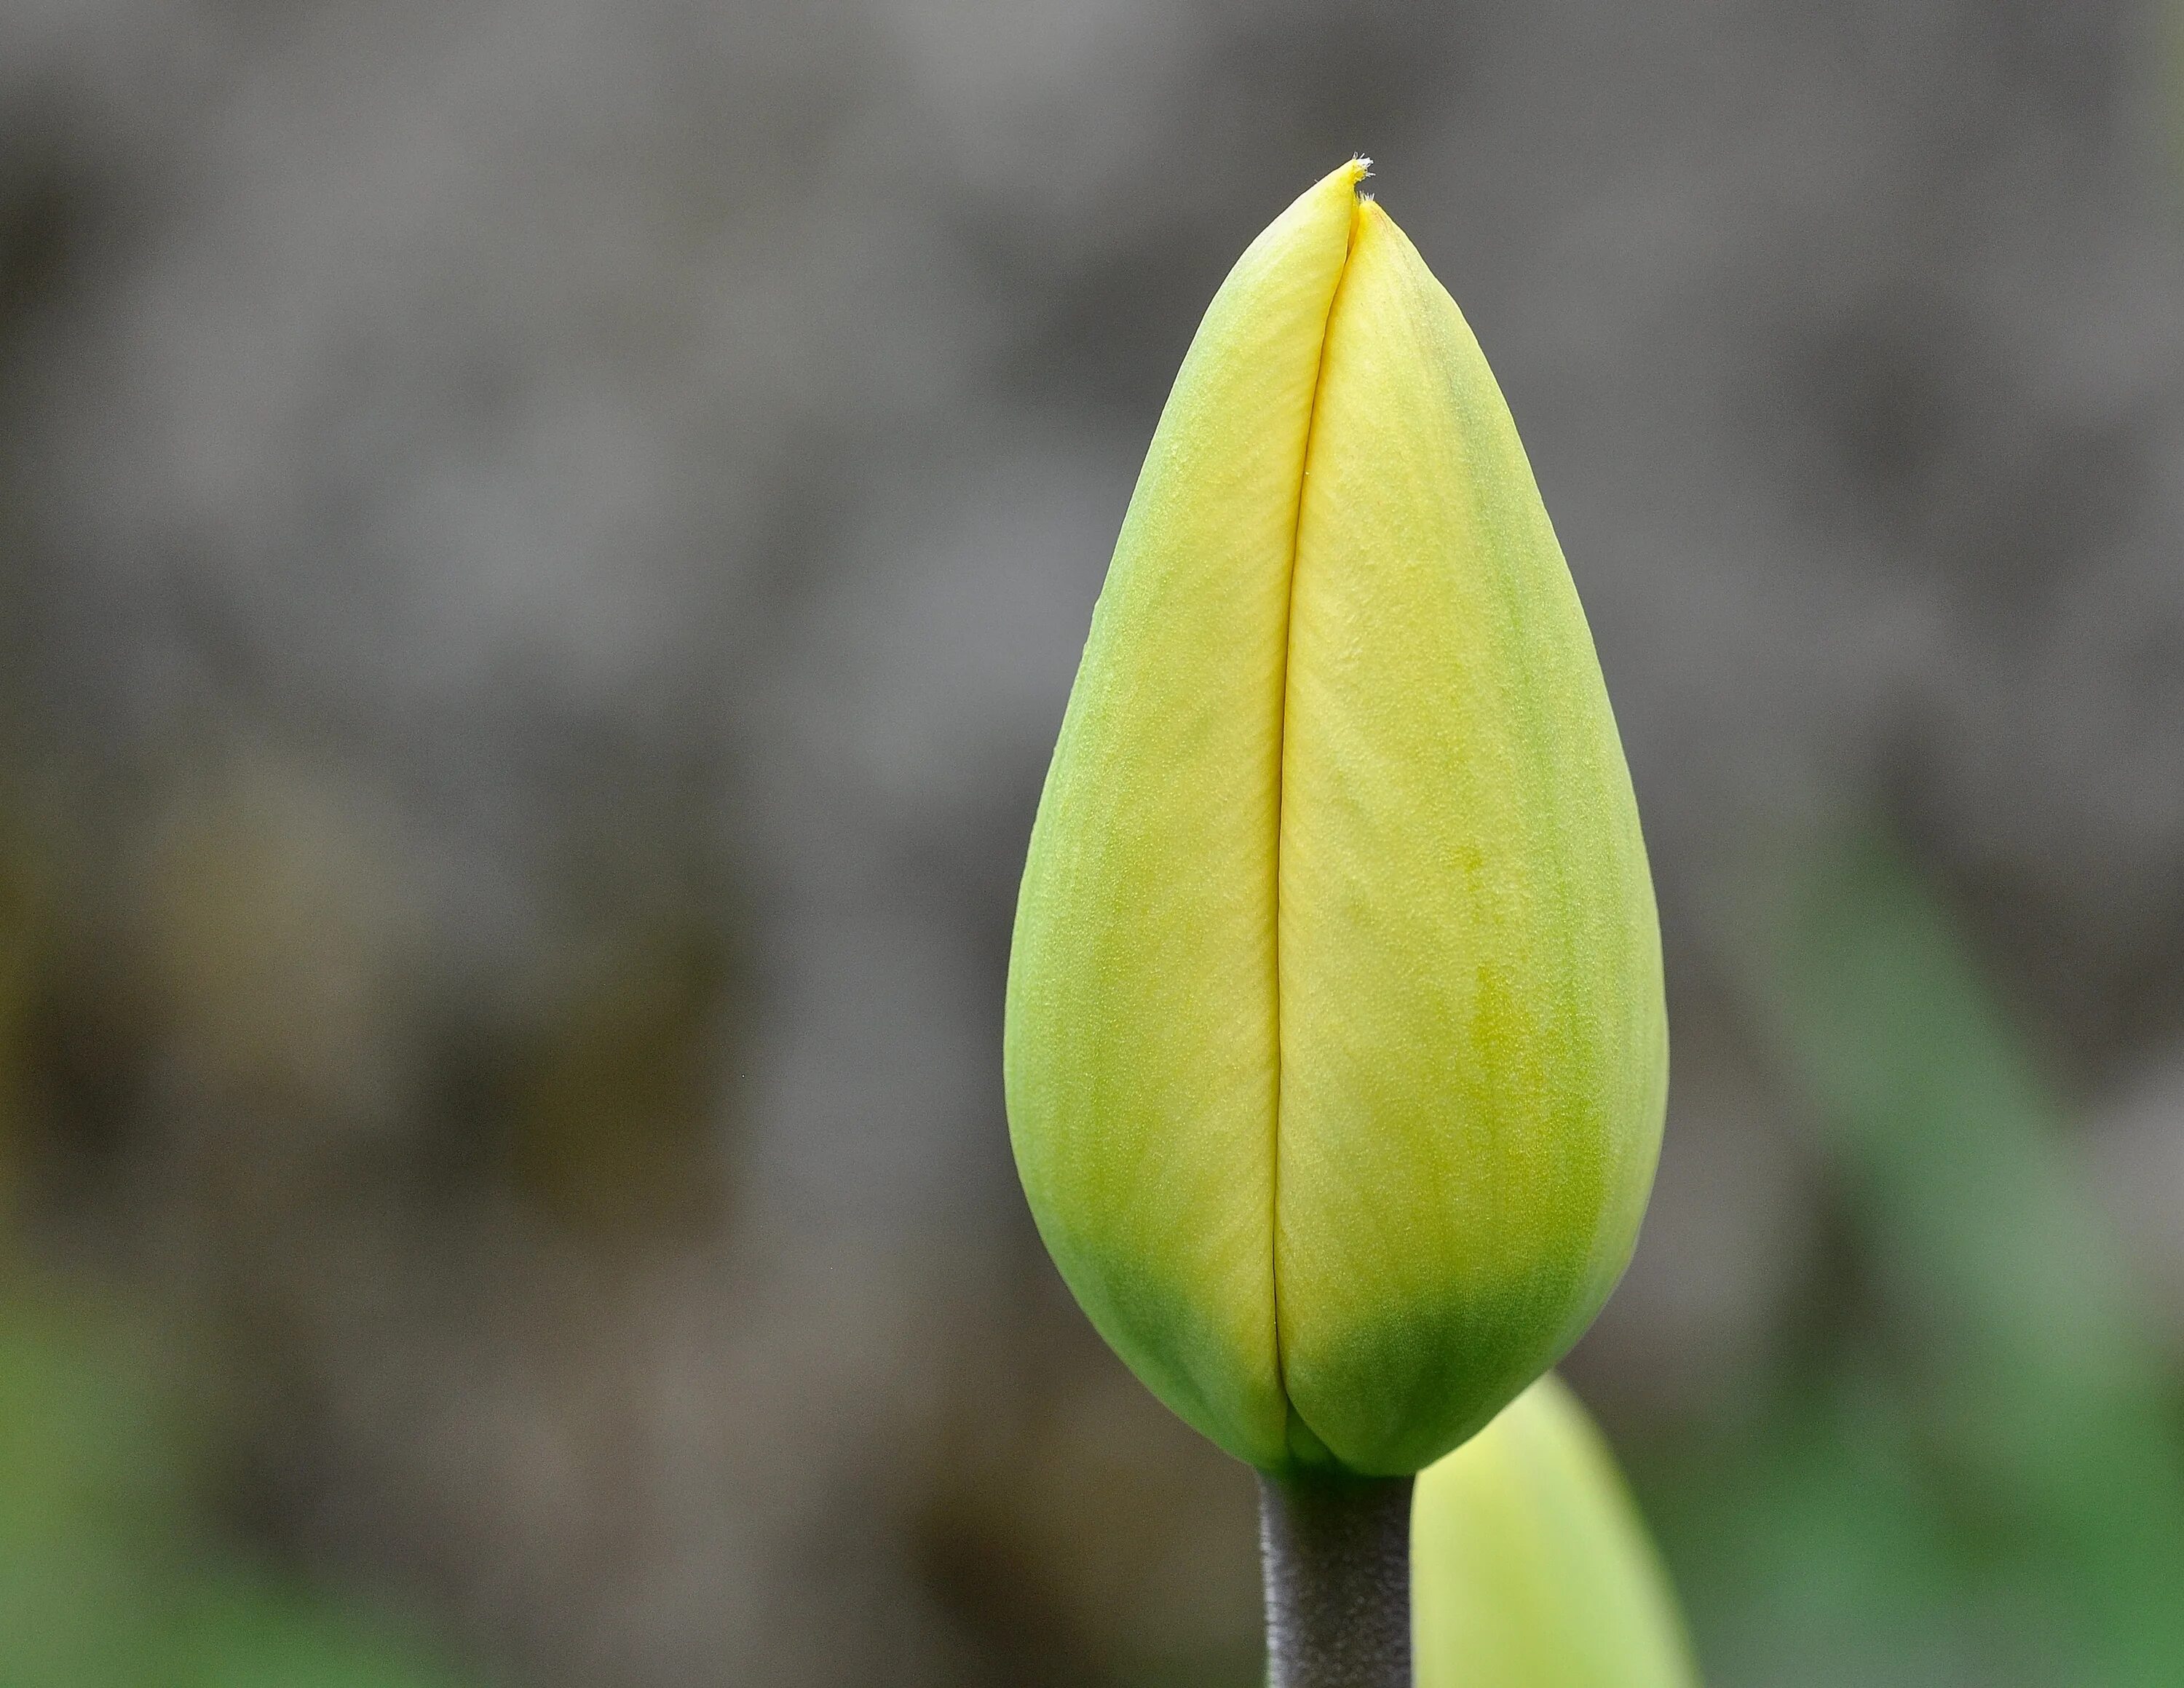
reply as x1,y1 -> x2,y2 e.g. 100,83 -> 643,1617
1007,165 -> 1666,1478
1005,159 -> 1366,1468
1413,1375 -> 1698,1688
1275,201 -> 1667,1473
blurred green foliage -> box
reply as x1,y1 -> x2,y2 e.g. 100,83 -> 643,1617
0,1282 -> 476,1688
1641,837 -> 2184,1688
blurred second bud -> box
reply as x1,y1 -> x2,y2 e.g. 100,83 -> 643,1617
1414,1375 -> 1697,1688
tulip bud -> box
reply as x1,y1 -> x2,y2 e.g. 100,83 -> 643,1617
1412,1375 -> 1697,1688
1005,159 -> 1666,1477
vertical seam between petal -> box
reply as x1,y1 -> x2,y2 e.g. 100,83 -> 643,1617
1270,178 -> 1367,1450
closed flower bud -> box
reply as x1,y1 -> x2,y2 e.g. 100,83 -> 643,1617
1005,159 -> 1666,1477
1413,1375 -> 1697,1687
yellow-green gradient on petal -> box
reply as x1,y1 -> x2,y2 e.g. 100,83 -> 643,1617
1274,201 -> 1666,1474
1005,159 -> 1665,1478
1413,1376 -> 1698,1688
1004,159 -> 1366,1470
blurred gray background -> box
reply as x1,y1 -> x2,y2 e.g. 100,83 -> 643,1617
3,3 -> 2184,1686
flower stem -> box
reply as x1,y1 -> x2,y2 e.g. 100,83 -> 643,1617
1258,1470 -> 1415,1687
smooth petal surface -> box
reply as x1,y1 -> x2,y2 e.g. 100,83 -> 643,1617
1275,203 -> 1666,1473
1412,1376 -> 1698,1688
1005,159 -> 1365,1469
1006,161 -> 1665,1476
